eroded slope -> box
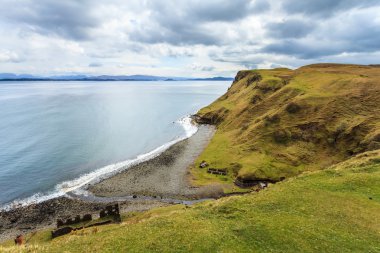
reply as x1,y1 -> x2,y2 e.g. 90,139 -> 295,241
193,64 -> 380,186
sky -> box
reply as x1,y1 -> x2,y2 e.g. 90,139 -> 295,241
0,0 -> 379,77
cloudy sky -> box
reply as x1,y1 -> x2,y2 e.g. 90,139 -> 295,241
0,0 -> 379,77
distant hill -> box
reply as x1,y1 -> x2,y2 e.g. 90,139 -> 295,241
0,73 -> 36,79
191,77 -> 234,81
0,73 -> 233,81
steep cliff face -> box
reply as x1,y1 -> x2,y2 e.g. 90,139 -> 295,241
193,64 -> 380,183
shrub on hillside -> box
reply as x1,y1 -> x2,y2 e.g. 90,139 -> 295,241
265,114 -> 280,126
368,133 -> 380,150
246,73 -> 262,86
285,102 -> 301,113
250,94 -> 262,104
273,129 -> 292,143
335,122 -> 348,135
372,133 -> 380,142
368,141 -> 380,151
256,79 -> 282,93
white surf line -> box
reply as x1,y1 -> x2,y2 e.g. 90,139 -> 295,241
1,115 -> 198,211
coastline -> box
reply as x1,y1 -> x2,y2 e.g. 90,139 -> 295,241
0,123 -> 220,242
88,124 -> 222,200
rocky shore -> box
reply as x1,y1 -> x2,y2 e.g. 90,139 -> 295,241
0,197 -> 168,242
0,124 -> 220,242
89,124 -> 222,199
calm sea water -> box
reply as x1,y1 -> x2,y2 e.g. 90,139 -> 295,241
0,81 -> 230,207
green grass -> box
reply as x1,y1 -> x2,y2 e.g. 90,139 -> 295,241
2,64 -> 380,252
192,64 -> 380,187
2,150 -> 380,252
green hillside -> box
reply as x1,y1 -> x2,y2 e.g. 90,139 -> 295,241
2,64 -> 380,252
191,64 -> 380,190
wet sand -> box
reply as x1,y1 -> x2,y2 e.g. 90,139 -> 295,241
0,124 -> 221,242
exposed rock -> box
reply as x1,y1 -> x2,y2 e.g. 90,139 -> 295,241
193,107 -> 229,125
207,168 -> 227,175
14,235 -> 23,245
233,71 -> 251,83
234,178 -> 271,188
199,161 -> 209,168
52,227 -> 73,239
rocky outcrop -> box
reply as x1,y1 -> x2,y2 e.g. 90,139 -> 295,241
51,204 -> 121,239
192,107 -> 229,125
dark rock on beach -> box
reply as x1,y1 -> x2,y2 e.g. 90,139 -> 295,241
88,125 -> 223,199
0,124 -> 222,243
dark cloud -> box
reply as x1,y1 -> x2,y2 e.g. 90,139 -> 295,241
2,0 -> 99,40
262,10 -> 380,59
0,0 -> 379,75
172,0 -> 269,23
281,0 -> 380,17
262,40 -> 339,59
130,0 -> 269,46
131,23 -> 222,46
208,48 -> 267,69
265,19 -> 315,39
262,35 -> 380,60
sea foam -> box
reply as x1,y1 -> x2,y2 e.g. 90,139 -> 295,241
1,116 -> 198,211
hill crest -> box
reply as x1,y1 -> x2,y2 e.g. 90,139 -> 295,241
193,64 -> 380,185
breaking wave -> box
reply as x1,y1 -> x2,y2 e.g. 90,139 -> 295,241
1,116 -> 198,211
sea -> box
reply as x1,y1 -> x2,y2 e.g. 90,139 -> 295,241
0,81 -> 230,208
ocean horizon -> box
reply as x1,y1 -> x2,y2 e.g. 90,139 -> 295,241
0,80 -> 230,208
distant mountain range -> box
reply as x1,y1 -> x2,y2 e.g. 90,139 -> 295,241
0,73 -> 233,81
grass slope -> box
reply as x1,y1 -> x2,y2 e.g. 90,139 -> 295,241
1,150 -> 379,252
2,64 -> 380,252
192,64 -> 380,189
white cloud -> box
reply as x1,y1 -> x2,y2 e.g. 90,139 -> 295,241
0,0 -> 379,76
0,50 -> 22,63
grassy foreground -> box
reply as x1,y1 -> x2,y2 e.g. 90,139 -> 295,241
1,150 -> 379,252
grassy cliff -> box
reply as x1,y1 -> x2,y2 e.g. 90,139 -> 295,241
1,64 -> 380,252
192,64 -> 380,189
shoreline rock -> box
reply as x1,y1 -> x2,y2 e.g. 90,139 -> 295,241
0,124 -> 221,243
88,124 -> 222,200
